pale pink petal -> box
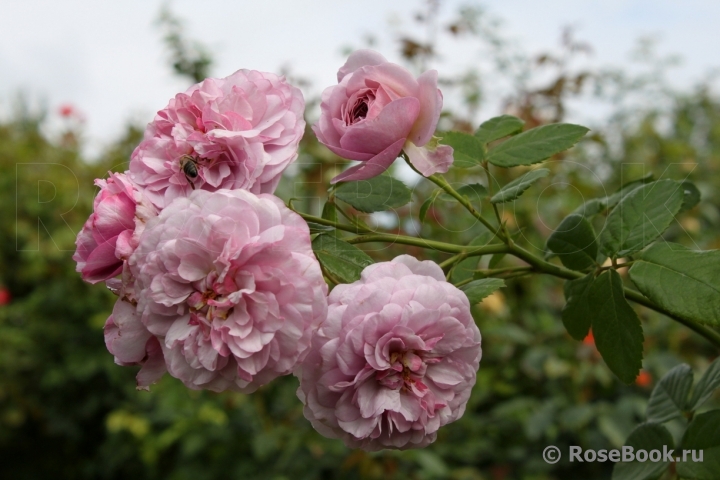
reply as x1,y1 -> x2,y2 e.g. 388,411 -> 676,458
407,70 -> 442,147
337,49 -> 388,82
403,141 -> 454,177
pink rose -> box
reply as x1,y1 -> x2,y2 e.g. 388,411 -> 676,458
297,255 -> 481,450
127,189 -> 328,392
129,69 -> 306,209
73,172 -> 157,284
313,50 -> 453,183
104,298 -> 167,390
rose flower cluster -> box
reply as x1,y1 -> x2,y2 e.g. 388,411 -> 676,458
74,52 -> 481,450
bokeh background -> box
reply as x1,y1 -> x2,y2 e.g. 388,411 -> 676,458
1,1 -> 720,479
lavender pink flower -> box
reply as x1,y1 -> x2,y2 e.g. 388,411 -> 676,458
123,189 -> 327,392
73,172 -> 157,284
313,50 -> 453,183
297,255 -> 481,450
129,69 -> 305,209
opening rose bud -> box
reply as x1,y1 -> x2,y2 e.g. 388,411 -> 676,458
313,49 -> 454,183
73,172 -> 157,284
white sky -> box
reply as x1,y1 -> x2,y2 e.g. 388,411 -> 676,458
1,0 -> 718,157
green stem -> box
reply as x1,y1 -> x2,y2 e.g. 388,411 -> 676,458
345,233 -> 509,255
475,266 -> 534,278
293,210 -> 374,235
506,243 -> 720,349
623,289 -> 720,348
426,173 -> 504,239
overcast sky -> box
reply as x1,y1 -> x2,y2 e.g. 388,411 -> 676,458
1,0 -> 718,157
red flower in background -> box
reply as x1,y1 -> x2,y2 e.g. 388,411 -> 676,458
0,287 -> 10,306
58,104 -> 75,118
635,370 -> 652,387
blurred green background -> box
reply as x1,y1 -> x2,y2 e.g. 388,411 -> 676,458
1,4 -> 719,479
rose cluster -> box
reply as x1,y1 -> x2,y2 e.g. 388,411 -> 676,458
74,53 -> 477,450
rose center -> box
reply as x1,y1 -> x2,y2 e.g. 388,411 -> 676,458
352,101 -> 368,121
376,350 -> 428,395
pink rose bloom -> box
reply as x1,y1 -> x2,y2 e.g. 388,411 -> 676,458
313,50 -> 453,183
130,69 -> 305,209
73,172 -> 157,284
128,189 -> 328,392
297,255 -> 481,450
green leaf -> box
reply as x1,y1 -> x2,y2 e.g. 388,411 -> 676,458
646,363 -> 693,424
474,115 -> 525,143
562,274 -> 594,341
589,270 -> 644,384
611,423 -> 674,480
688,357 -> 720,411
488,253 -> 505,269
572,174 -> 655,218
457,183 -> 488,204
306,222 -> 336,234
546,214 -> 598,271
334,175 -> 412,213
419,190 -> 441,223
677,411 -> 720,479
487,123 -> 589,167
311,235 -> 373,284
461,278 -> 505,304
321,201 -> 338,223
321,202 -> 341,237
679,180 -> 701,213
600,180 -> 685,257
604,173 -> 655,210
490,168 -> 550,203
628,242 -> 720,326
572,198 -> 607,218
441,131 -> 485,168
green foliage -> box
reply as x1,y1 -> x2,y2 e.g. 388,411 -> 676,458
311,234 -> 374,283
588,270 -> 644,384
611,423 -> 673,480
546,214 -> 598,271
677,411 -> 720,478
645,363 -> 693,423
487,123 -> 589,167
157,6 -> 213,83
679,180 -> 701,213
474,115 -> 525,143
418,189 -> 441,223
456,183 -> 487,204
688,357 -> 720,411
612,360 -> 720,479
460,278 -> 505,304
561,274 -> 594,340
629,242 -> 720,326
490,168 -> 549,204
441,131 -> 485,167
334,175 -> 411,213
600,180 -> 685,257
